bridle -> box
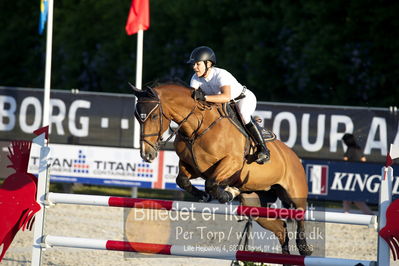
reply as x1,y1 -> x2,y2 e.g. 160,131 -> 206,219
135,98 -> 197,153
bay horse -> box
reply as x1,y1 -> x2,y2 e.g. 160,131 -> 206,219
130,82 -> 312,257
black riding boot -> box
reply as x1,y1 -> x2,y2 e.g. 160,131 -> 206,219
245,121 -> 270,164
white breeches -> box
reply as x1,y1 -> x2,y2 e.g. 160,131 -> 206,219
236,89 -> 257,124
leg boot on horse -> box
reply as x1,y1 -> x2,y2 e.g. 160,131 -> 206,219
205,178 -> 241,204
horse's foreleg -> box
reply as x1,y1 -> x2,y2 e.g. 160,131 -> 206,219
176,174 -> 211,202
204,157 -> 242,203
176,161 -> 211,202
205,180 -> 241,204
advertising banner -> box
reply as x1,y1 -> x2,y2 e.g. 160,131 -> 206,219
29,144 -> 158,188
2,87 -> 399,203
254,103 -> 399,163
0,87 -> 135,147
25,143 -> 398,204
304,159 -> 399,203
27,144 -> 206,190
1,87 -> 398,163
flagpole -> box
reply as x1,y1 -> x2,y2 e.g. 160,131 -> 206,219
131,29 -> 143,198
133,29 -> 143,149
32,0 -> 54,264
43,0 -> 54,127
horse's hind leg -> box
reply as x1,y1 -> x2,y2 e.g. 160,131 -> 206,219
240,193 -> 290,256
291,198 -> 313,256
176,161 -> 211,202
276,185 -> 313,256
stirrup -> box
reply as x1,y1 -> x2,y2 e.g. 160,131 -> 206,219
255,147 -> 270,164
255,153 -> 269,164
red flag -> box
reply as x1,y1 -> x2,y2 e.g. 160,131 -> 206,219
125,0 -> 150,35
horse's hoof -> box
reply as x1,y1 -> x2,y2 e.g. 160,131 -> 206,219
199,193 -> 212,202
217,190 -> 233,204
300,246 -> 313,256
297,243 -> 313,256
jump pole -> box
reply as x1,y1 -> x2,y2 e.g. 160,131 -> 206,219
47,192 -> 377,226
43,235 -> 375,266
41,166 -> 394,265
33,163 -> 394,265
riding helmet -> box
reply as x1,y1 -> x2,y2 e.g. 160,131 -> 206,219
187,46 -> 216,65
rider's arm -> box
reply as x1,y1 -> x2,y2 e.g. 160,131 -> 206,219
190,75 -> 201,89
205,85 -> 231,103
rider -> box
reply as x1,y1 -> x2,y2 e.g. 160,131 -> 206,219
187,46 -> 270,164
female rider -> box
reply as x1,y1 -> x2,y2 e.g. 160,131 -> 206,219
187,46 -> 270,164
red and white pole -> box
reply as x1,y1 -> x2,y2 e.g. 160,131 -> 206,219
44,235 -> 375,266
47,192 -> 376,226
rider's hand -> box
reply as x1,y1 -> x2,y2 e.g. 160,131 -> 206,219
192,89 -> 206,101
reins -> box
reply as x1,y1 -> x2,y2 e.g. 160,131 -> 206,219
137,89 -> 229,158
161,104 -> 198,145
137,98 -> 198,152
137,91 -> 233,175
177,101 -> 227,144
175,100 -> 229,175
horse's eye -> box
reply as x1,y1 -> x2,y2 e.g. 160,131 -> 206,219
151,113 -> 158,120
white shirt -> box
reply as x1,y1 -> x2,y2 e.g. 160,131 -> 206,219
190,67 -> 244,99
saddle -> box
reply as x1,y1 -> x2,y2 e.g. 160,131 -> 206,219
218,102 -> 275,163
220,102 -> 275,142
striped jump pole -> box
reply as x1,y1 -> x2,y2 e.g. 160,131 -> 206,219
47,192 -> 377,226
44,235 -> 376,266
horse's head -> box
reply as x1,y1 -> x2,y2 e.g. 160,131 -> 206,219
130,83 -> 171,162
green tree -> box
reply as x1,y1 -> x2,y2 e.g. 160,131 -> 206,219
0,0 -> 398,106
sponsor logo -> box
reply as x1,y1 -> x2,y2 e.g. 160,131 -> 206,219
307,164 -> 328,195
136,162 -> 154,178
330,172 -> 399,195
30,152 -> 155,179
73,150 -> 89,174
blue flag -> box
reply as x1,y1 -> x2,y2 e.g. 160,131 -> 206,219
39,0 -> 48,35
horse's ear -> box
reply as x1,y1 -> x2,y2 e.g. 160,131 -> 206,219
146,86 -> 158,99
128,82 -> 142,97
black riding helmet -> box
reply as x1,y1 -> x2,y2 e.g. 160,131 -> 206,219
187,46 -> 216,65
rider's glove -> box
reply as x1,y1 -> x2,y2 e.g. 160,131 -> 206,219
192,89 -> 206,101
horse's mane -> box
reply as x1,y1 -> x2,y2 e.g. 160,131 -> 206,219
146,77 -> 190,90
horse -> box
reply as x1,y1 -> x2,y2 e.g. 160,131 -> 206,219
130,82 -> 312,257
